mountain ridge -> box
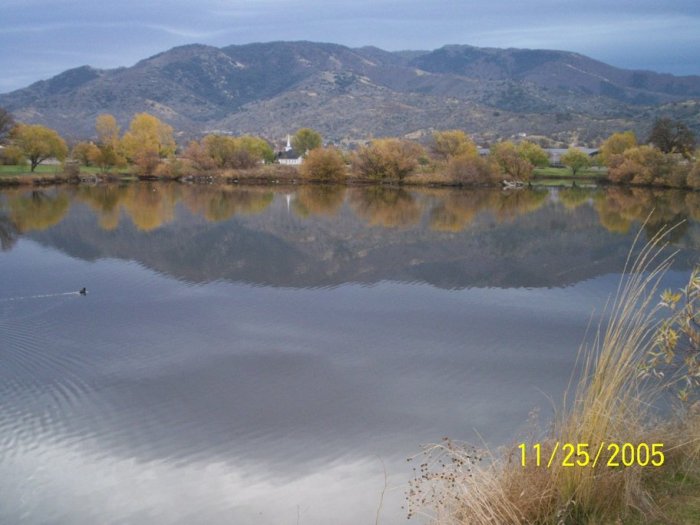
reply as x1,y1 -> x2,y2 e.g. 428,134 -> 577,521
1,40 -> 699,145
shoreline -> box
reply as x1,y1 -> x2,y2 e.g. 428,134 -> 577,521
0,166 -> 695,191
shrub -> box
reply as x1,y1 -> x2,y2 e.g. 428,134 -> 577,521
599,131 -> 638,166
687,159 -> 700,190
430,130 -> 477,161
299,147 -> 346,181
490,141 -> 534,181
608,146 -> 690,187
71,141 -> 101,166
154,159 -> 189,179
351,138 -> 425,181
0,145 -> 26,165
447,154 -> 500,185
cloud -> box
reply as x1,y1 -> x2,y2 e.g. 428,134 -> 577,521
0,438 -> 398,524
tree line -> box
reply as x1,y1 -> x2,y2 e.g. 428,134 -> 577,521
0,106 -> 697,189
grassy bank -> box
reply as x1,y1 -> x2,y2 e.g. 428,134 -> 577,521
2,163 -> 696,192
408,233 -> 700,524
534,166 -> 608,179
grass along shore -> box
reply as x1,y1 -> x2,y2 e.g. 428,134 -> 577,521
407,231 -> 700,524
0,163 -> 696,191
0,163 -> 486,188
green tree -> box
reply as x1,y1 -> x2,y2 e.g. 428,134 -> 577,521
292,128 -> 322,155
236,135 -> 275,164
647,117 -> 696,158
561,147 -> 591,176
430,130 -> 477,161
517,141 -> 549,167
598,131 -> 637,166
11,124 -> 68,171
0,107 -> 15,144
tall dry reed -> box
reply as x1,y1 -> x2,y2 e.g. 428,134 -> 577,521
408,225 -> 686,524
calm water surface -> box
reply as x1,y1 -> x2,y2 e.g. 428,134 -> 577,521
1,184 -> 699,524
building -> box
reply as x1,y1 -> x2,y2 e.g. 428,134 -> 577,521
276,135 -> 303,166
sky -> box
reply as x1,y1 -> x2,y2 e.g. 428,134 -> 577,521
1,0 -> 699,93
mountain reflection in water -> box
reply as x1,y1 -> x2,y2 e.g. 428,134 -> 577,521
0,183 -> 698,524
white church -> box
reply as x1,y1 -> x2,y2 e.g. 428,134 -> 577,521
276,135 -> 304,165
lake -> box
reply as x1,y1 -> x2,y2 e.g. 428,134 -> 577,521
1,183 -> 698,524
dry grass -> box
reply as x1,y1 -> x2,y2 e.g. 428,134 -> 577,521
408,226 -> 700,524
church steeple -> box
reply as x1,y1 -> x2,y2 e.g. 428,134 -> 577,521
285,134 -> 292,152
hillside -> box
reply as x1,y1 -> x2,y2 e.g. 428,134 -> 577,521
1,41 -> 699,145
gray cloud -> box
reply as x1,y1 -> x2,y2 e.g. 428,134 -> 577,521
1,0 -> 699,93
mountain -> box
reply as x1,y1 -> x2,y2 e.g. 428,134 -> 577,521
1,41 -> 699,145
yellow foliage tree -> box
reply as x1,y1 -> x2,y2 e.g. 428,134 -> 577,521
352,138 -> 424,181
96,114 -> 120,149
431,130 -> 477,161
599,131 -> 637,167
93,114 -> 126,171
121,113 -> 175,176
490,141 -> 533,181
11,124 -> 68,171
517,141 -> 549,167
560,147 -> 591,176
198,134 -> 273,169
71,141 -> 101,166
299,147 -> 346,181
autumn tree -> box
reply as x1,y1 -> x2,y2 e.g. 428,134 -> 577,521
0,107 -> 15,144
121,113 -> 175,176
490,141 -> 533,181
199,134 -> 273,169
447,154 -> 500,185
0,145 -> 25,165
299,147 -> 346,181
71,141 -> 101,166
292,128 -> 322,155
430,130 -> 477,161
560,147 -> 591,176
96,114 -> 120,148
93,114 -> 126,171
238,135 -> 275,164
647,117 -> 696,158
687,159 -> 700,190
201,135 -> 238,168
598,131 -> 637,166
351,138 -> 425,181
607,145 -> 689,186
517,141 -> 549,167
183,140 -> 217,171
11,124 -> 68,171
